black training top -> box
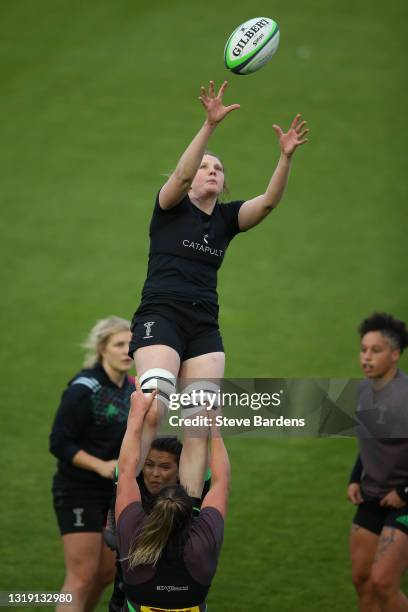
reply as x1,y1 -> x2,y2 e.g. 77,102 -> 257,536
117,501 -> 224,611
49,363 -> 134,494
140,192 -> 244,311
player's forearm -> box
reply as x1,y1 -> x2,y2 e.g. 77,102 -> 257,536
209,434 -> 231,488
173,120 -> 217,184
72,450 -> 108,475
118,421 -> 143,481
262,153 -> 292,210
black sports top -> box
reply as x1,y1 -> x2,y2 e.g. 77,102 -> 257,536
140,192 -> 244,311
49,364 -> 134,493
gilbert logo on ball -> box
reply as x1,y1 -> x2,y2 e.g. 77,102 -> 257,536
224,17 -> 280,75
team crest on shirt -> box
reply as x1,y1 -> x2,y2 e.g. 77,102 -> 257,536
143,321 -> 155,339
375,402 -> 388,424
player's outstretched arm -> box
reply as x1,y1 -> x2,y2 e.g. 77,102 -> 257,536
159,81 -> 240,210
116,381 -> 157,520
238,114 -> 309,231
201,416 -> 231,519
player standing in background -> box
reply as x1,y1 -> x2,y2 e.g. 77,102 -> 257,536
347,313 -> 408,612
49,316 -> 134,612
129,79 -> 309,496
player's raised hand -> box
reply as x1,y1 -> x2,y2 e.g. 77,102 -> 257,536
273,114 -> 309,158
199,80 -> 240,126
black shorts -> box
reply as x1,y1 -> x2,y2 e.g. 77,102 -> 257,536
129,300 -> 224,361
353,500 -> 408,536
53,488 -> 112,536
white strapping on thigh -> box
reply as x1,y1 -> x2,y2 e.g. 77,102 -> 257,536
180,380 -> 220,416
139,368 -> 176,410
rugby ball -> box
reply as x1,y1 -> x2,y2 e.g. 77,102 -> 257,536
224,17 -> 280,75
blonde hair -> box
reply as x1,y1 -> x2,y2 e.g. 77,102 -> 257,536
128,485 -> 192,568
82,316 -> 131,368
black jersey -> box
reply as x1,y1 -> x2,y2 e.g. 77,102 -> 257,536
141,192 -> 244,310
50,364 -> 134,493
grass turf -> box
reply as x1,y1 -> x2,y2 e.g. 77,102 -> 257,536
1,1 -> 407,610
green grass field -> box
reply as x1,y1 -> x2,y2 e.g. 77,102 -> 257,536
1,1 -> 408,610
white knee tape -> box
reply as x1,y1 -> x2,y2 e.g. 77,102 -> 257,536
139,368 -> 176,410
180,380 -> 220,416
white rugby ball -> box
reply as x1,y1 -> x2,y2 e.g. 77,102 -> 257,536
224,17 -> 280,75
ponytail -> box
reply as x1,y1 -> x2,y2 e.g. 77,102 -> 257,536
128,485 -> 192,567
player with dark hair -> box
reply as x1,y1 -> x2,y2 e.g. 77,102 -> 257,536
105,436 -> 184,542
129,80 -> 309,496
358,312 -> 408,354
49,316 -> 134,612
347,312 -> 408,612
138,436 -> 183,508
115,381 -> 229,612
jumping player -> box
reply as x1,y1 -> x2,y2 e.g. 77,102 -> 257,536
129,80 -> 309,493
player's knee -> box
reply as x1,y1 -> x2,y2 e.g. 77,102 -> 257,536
97,565 -> 116,589
139,368 -> 176,423
371,567 -> 397,601
64,568 -> 97,597
351,567 -> 372,592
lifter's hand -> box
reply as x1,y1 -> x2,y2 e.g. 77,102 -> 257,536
199,80 -> 240,126
273,114 -> 309,158
128,378 -> 157,425
379,490 -> 406,509
347,483 -> 363,505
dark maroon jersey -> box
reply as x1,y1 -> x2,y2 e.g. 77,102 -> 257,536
117,501 -> 224,610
